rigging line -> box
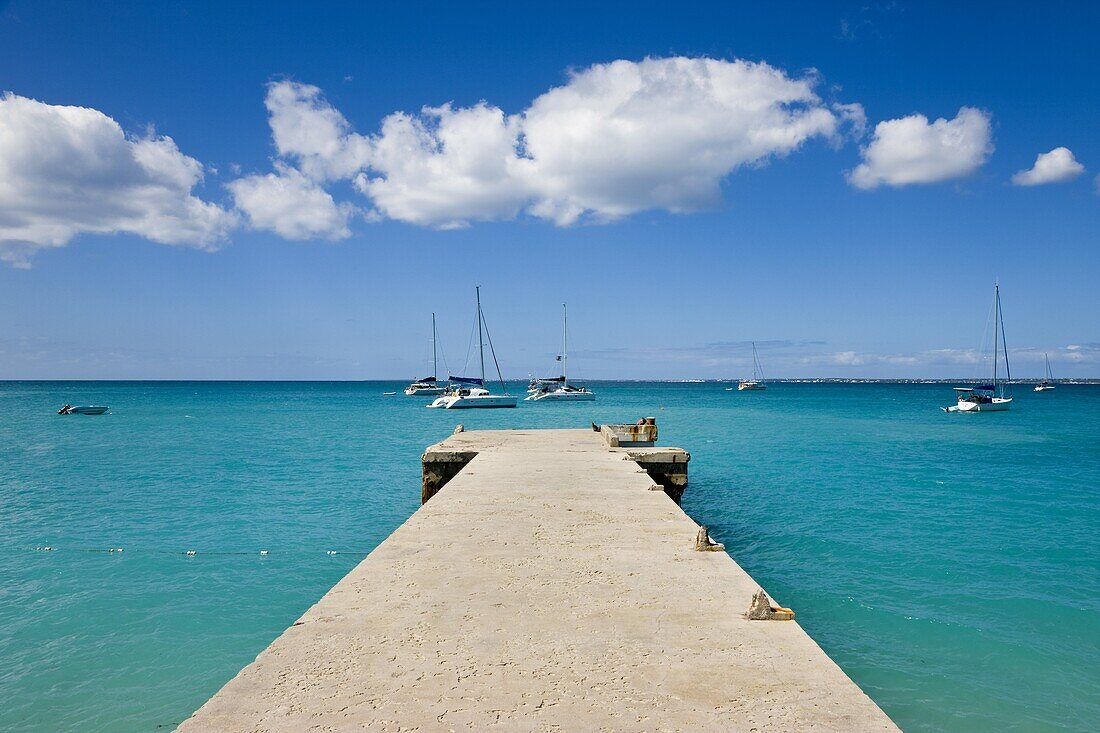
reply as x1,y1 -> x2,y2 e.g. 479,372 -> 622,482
999,290 -> 1011,384
436,323 -> 449,377
461,304 -> 477,376
478,308 -> 508,392
975,293 -> 996,382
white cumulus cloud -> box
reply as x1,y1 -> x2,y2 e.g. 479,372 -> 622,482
356,102 -> 530,228
227,164 -> 354,240
0,92 -> 236,267
263,81 -> 371,181
848,106 -> 993,189
514,57 -> 845,225
1011,147 -> 1085,186
253,58 -> 858,229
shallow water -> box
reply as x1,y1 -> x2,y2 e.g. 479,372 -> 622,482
1,381 -> 1097,731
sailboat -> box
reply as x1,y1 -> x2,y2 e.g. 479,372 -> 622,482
427,287 -> 517,409
945,282 -> 1013,412
404,313 -> 445,396
738,342 -> 766,391
1034,353 -> 1055,392
526,304 -> 595,401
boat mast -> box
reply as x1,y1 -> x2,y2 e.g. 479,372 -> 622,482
431,312 -> 438,380
476,286 -> 485,385
992,283 -> 999,394
562,303 -> 568,389
999,284 -> 1011,390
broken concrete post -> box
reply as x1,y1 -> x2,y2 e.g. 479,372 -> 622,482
746,589 -> 795,621
421,450 -> 477,504
694,525 -> 725,552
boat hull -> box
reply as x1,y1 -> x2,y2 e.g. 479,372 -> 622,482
948,397 -> 1013,412
738,382 -> 766,391
405,386 -> 445,396
61,406 -> 109,415
429,394 -> 518,409
1033,385 -> 1054,392
528,389 -> 595,402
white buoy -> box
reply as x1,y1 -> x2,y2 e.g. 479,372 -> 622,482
186,550 -> 197,556
260,550 -> 269,556
326,550 -> 337,555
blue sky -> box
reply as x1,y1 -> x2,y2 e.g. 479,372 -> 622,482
1,1 -> 1097,379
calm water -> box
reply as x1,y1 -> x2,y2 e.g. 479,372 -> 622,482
1,381 -> 1097,731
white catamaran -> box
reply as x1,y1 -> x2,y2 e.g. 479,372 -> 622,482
946,282 -> 1013,413
428,287 -> 517,409
404,313 -> 445,396
526,303 -> 594,402
738,342 -> 766,391
1034,353 -> 1055,392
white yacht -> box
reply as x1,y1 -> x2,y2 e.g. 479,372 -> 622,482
738,342 -> 766,391
1034,353 -> 1055,392
945,283 -> 1013,413
404,313 -> 445,396
428,287 -> 517,409
527,304 -> 595,402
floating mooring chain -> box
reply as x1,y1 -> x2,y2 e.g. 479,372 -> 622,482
29,546 -> 368,557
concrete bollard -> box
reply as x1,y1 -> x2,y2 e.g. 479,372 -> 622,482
746,589 -> 795,621
694,525 -> 725,552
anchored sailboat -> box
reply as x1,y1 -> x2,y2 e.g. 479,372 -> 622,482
527,303 -> 595,401
738,342 -> 766,391
945,283 -> 1013,413
428,287 -> 517,409
404,313 -> 445,396
1034,353 -> 1055,392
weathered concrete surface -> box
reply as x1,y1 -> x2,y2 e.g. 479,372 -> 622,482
178,428 -> 898,732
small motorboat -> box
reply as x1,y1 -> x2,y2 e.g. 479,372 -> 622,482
58,404 -> 109,415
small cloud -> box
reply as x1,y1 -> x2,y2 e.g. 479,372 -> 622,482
227,163 -> 356,240
848,107 -> 993,189
1011,147 -> 1085,186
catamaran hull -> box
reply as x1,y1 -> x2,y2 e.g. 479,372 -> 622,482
405,387 -> 445,396
738,383 -> 766,391
431,395 -> 517,409
945,397 -> 1013,413
528,390 -> 595,401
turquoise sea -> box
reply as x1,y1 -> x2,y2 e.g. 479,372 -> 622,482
1,381 -> 1097,731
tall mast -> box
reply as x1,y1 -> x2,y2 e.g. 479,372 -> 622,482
476,286 -> 485,385
752,341 -> 759,381
992,283 -> 999,390
431,312 -> 437,380
562,303 -> 568,388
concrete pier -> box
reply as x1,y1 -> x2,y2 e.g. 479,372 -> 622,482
177,426 -> 898,732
